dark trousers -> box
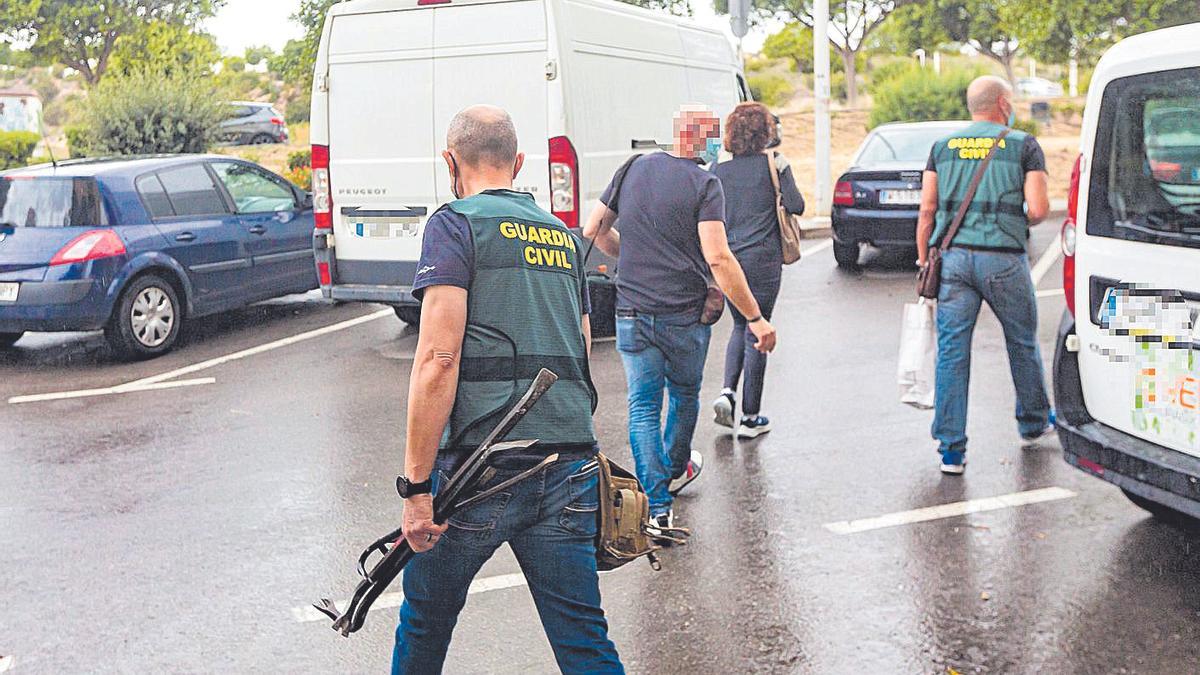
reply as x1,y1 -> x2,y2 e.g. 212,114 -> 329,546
722,255 -> 782,417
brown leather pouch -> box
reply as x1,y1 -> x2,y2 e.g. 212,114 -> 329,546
700,285 -> 725,326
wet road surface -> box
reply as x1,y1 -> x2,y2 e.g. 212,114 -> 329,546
3,220 -> 1198,674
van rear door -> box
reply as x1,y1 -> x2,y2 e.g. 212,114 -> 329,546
1076,66 -> 1200,459
326,9 -> 437,292
324,0 -> 549,301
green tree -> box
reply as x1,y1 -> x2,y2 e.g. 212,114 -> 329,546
85,68 -> 225,154
763,23 -> 862,74
244,45 -> 274,67
887,0 -> 1022,84
108,20 -> 221,78
0,0 -> 223,86
720,0 -> 914,107
869,66 -> 983,128
1017,0 -> 1197,65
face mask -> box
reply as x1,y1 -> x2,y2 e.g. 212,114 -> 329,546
1006,103 -> 1016,128
700,137 -> 722,165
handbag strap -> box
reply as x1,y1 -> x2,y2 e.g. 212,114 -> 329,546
766,151 -> 784,214
937,128 -> 1012,252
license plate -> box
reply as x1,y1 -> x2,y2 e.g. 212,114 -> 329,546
880,189 -> 921,205
0,282 -> 17,303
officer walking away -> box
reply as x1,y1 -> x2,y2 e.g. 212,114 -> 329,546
583,105 -> 777,536
916,76 -> 1055,476
393,105 -> 623,674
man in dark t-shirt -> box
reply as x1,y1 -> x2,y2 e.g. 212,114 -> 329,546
583,106 -> 777,534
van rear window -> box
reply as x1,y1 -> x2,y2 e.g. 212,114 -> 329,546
1089,67 -> 1200,250
0,176 -> 106,228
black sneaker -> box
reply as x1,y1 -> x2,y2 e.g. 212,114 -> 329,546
713,390 -> 735,428
736,415 -> 772,439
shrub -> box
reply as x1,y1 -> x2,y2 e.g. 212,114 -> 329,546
283,165 -> 312,191
748,73 -> 794,108
287,149 -> 311,171
1011,118 -> 1040,136
867,60 -> 918,93
0,130 -> 41,169
285,89 -> 311,124
65,125 -> 92,158
868,67 -> 983,129
84,69 -> 225,155
830,71 -> 847,101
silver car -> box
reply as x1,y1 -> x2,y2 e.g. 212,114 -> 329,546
219,102 -> 289,145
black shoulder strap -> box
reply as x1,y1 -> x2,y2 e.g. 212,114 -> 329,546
585,153 -> 641,268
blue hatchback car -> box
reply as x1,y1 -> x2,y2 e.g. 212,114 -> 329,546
0,155 -> 316,359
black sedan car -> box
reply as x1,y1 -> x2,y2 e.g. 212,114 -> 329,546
832,120 -> 971,268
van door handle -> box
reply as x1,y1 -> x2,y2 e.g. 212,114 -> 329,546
175,232 -> 196,242
249,225 -> 267,235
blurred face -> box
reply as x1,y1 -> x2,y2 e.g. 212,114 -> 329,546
674,110 -> 720,158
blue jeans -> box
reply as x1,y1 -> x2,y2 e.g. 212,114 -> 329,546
932,248 -> 1052,453
616,310 -> 711,516
392,455 -> 623,674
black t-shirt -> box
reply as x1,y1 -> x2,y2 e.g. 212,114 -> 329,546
600,152 -> 726,315
925,134 -> 1047,173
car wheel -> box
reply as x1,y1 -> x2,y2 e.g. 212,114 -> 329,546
0,332 -> 22,348
250,133 -> 276,145
1121,489 -> 1200,530
833,240 -> 860,268
394,305 -> 421,327
105,274 -> 183,360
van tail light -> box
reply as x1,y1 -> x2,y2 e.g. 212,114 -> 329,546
1062,154 -> 1081,317
49,229 -> 126,266
548,136 -> 579,228
833,180 -> 855,206
317,261 -> 332,286
270,117 -> 284,126
312,144 -> 332,231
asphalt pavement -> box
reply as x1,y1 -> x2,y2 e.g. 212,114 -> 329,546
2,219 -> 1198,674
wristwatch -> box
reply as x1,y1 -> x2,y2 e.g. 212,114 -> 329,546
395,475 -> 433,499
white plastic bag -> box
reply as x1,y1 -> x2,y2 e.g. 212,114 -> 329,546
897,299 -> 936,409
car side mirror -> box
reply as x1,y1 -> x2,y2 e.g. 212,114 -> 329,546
299,191 -> 313,210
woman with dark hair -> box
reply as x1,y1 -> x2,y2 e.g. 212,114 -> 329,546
710,102 -> 805,438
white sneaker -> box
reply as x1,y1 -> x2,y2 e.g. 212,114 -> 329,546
736,415 -> 772,439
668,451 -> 703,495
713,390 -> 735,428
645,509 -> 674,539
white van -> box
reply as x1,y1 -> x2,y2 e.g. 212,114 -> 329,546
1055,22 -> 1200,524
308,0 -> 747,324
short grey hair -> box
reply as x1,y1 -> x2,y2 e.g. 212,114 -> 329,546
966,76 -> 1013,114
446,105 -> 519,169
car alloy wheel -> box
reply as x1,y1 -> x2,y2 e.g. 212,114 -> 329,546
130,286 -> 175,348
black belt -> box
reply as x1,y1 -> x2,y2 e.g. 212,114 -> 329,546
616,308 -> 637,318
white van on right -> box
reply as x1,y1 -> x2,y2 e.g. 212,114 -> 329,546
1055,22 -> 1200,524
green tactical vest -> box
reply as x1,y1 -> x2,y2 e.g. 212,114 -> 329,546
928,121 -> 1031,251
442,189 -> 597,453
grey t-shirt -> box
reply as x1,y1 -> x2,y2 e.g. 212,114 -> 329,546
599,152 -> 726,315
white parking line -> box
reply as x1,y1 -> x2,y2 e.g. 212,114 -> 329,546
803,239 -> 833,256
1030,233 -> 1062,286
823,486 -> 1076,535
293,571 -> 530,623
6,308 -> 393,405
8,377 -> 217,405
1036,288 -> 1064,298
0,654 -> 12,672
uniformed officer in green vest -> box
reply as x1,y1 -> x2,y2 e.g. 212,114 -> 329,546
916,76 -> 1055,476
391,105 -> 624,674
